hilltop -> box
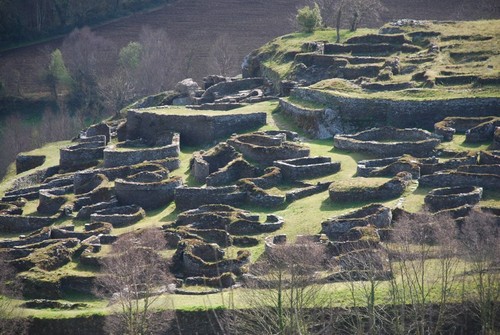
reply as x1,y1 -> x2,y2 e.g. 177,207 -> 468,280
0,18 -> 499,335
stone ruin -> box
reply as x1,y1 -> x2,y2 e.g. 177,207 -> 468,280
185,130 -> 336,209
227,131 -> 310,166
419,153 -> 478,176
357,155 -> 438,179
115,169 -> 183,210
16,154 -> 46,174
266,32 -> 421,87
166,204 -> 283,246
479,150 -> 500,165
273,156 -> 340,181
162,205 -> 286,289
419,163 -> 499,190
125,107 -> 267,146
334,127 -> 441,157
59,135 -> 107,172
424,186 -> 483,212
321,204 -> 392,241
263,225 -> 391,283
190,130 -> 311,185
90,205 -> 146,228
125,76 -> 275,111
103,132 -> 180,168
434,116 -> 500,142
190,142 -> 243,184
329,172 -> 413,203
171,239 -> 250,285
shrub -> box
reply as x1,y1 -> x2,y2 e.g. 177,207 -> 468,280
296,3 -> 323,33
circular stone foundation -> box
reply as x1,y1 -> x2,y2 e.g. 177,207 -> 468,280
90,205 -> 146,227
334,127 -> 441,157
424,186 -> 483,212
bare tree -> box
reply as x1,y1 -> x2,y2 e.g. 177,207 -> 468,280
208,34 -> 238,77
226,242 -> 328,335
330,248 -> 391,335
0,254 -> 29,335
316,0 -> 385,42
135,26 -> 180,96
388,211 -> 461,335
61,26 -> 117,116
458,210 -> 500,334
96,228 -> 174,335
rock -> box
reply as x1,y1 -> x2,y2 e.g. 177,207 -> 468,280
175,78 -> 200,96
16,155 -> 46,174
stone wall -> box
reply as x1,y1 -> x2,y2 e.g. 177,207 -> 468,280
321,204 -> 392,240
424,186 -> 482,212
37,185 -> 72,215
16,155 -> 46,174
200,77 -> 264,103
174,186 -> 247,211
115,176 -> 183,210
126,109 -> 266,146
479,151 -> 500,165
0,215 -> 57,233
434,116 -> 498,141
227,133 -> 310,166
8,166 -> 59,191
357,156 -> 436,179
279,98 -> 344,139
419,171 -> 499,190
103,135 -> 180,168
285,182 -> 330,202
274,156 -> 340,180
90,205 -> 146,227
206,158 -> 258,186
285,88 -> 500,138
329,172 -> 412,203
334,127 -> 440,157
245,166 -> 282,189
59,136 -> 107,171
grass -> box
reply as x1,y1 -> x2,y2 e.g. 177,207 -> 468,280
255,20 -> 500,101
0,140 -> 71,196
135,101 -> 275,116
19,256 -> 487,319
1,80 -> 499,318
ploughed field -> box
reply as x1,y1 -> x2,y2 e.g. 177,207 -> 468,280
1,0 -> 499,100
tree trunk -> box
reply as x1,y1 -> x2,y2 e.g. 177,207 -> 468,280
335,8 -> 342,43
350,11 -> 359,31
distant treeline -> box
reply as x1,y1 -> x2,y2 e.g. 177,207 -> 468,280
0,0 -> 170,48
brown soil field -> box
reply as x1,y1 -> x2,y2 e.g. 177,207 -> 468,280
0,0 -> 499,98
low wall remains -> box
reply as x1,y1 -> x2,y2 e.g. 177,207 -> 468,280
0,215 -> 57,233
126,109 -> 266,146
90,205 -> 146,227
174,186 -> 247,211
274,156 -> 341,180
115,176 -> 183,210
424,186 -> 483,212
59,136 -> 106,171
321,204 -> 392,240
227,133 -> 310,166
419,170 -> 499,190
334,127 -> 440,157
103,134 -> 180,168
329,172 -> 412,203
283,88 -> 499,138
